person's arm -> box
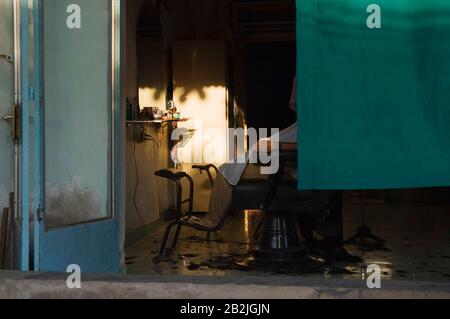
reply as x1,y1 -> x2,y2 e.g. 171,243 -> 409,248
281,143 -> 297,151
256,122 -> 298,151
257,140 -> 297,152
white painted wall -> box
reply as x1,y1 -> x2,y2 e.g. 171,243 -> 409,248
125,0 -> 173,231
173,41 -> 229,212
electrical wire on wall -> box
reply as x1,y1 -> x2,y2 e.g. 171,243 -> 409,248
128,124 -> 164,268
142,126 -> 164,220
132,124 -> 165,229
132,124 -> 148,234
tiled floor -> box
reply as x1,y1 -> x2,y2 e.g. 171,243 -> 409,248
126,200 -> 450,282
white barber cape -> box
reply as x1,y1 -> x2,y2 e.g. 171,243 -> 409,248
219,122 -> 298,186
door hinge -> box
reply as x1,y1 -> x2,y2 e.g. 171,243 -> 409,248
28,87 -> 35,101
36,207 -> 42,222
11,104 -> 20,142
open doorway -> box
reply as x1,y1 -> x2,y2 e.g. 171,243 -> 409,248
246,41 -> 296,132
122,0 -> 450,283
124,0 -> 234,248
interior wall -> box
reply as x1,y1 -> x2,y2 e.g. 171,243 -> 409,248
138,40 -> 167,108
158,0 -> 232,49
173,41 -> 228,212
125,0 -> 173,233
125,0 -> 145,99
125,125 -> 172,230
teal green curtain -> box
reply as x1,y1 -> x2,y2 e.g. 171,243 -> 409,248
297,0 -> 450,190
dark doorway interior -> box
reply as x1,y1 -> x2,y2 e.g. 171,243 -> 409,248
246,41 -> 297,132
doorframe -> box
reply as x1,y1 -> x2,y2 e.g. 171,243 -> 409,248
32,0 -> 42,272
12,0 -> 31,272
112,0 -> 122,221
113,0 -> 126,272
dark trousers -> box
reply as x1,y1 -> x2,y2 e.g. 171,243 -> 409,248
328,191 -> 344,247
299,191 -> 344,248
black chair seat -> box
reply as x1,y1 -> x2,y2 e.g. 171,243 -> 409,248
232,178 -> 328,213
155,168 -> 188,180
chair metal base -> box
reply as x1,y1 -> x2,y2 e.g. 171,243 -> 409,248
234,255 -> 325,273
235,210 -> 325,271
345,225 -> 386,246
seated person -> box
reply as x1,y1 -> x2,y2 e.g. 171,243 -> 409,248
195,77 -> 360,262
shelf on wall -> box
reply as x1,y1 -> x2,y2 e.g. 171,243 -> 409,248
126,118 -> 189,125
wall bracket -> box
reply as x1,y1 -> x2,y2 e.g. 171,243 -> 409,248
0,54 -> 14,63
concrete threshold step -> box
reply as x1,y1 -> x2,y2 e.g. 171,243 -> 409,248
0,270 -> 449,299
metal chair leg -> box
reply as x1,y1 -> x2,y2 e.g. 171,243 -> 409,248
171,224 -> 183,250
184,175 -> 194,217
159,222 -> 178,256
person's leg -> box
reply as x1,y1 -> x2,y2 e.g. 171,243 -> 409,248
200,164 -> 263,228
197,173 -> 233,228
298,213 -> 316,249
321,191 -> 362,262
327,190 -> 344,246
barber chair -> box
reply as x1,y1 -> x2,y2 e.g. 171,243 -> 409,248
231,150 -> 329,269
154,149 -> 330,270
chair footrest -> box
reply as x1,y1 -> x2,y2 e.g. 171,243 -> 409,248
192,211 -> 208,216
